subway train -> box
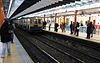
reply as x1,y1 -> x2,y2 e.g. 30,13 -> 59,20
14,17 -> 43,32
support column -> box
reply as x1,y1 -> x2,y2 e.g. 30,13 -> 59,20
54,13 -> 57,32
93,20 -> 96,26
63,16 -> 65,23
58,16 -> 59,24
89,16 -> 91,22
54,13 -> 57,26
63,16 -> 66,32
0,0 -> 5,28
74,10 -> 78,32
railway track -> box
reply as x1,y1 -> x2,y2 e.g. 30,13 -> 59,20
32,35 -> 100,63
15,30 -> 59,63
15,29 -> 100,63
42,33 -> 100,61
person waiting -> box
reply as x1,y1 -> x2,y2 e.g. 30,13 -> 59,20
54,23 -> 59,32
86,22 -> 93,39
0,19 -> 12,58
70,21 -> 73,34
75,22 -> 80,36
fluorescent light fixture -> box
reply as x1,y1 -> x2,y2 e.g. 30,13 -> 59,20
7,0 -> 13,18
8,0 -> 24,18
12,0 -> 62,19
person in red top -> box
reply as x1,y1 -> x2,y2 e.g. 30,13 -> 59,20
61,22 -> 65,32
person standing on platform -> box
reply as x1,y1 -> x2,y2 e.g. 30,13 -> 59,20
0,19 -> 12,58
61,22 -> 65,32
54,23 -> 59,32
91,23 -> 95,37
49,23 -> 51,31
75,22 -> 80,36
43,21 -> 47,29
60,23 -> 62,32
70,21 -> 73,34
86,22 -> 93,39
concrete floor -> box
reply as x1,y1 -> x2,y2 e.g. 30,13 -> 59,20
0,43 -> 22,63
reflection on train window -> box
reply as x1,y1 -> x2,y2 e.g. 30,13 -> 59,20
38,19 -> 41,24
30,21 -> 32,23
28,19 -> 30,21
34,20 -> 38,24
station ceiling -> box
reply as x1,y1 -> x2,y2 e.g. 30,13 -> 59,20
2,0 -> 81,19
10,0 -> 80,19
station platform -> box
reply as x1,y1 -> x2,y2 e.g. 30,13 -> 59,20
45,28 -> 100,43
0,34 -> 34,63
61,31 -> 100,43
0,43 -> 22,63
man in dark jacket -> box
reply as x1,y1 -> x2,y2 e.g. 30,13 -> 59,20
0,19 -> 12,58
55,23 -> 59,32
70,21 -> 73,34
43,21 -> 47,29
86,22 -> 93,39
75,22 -> 80,36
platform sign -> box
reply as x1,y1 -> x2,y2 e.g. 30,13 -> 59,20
0,0 -> 5,28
